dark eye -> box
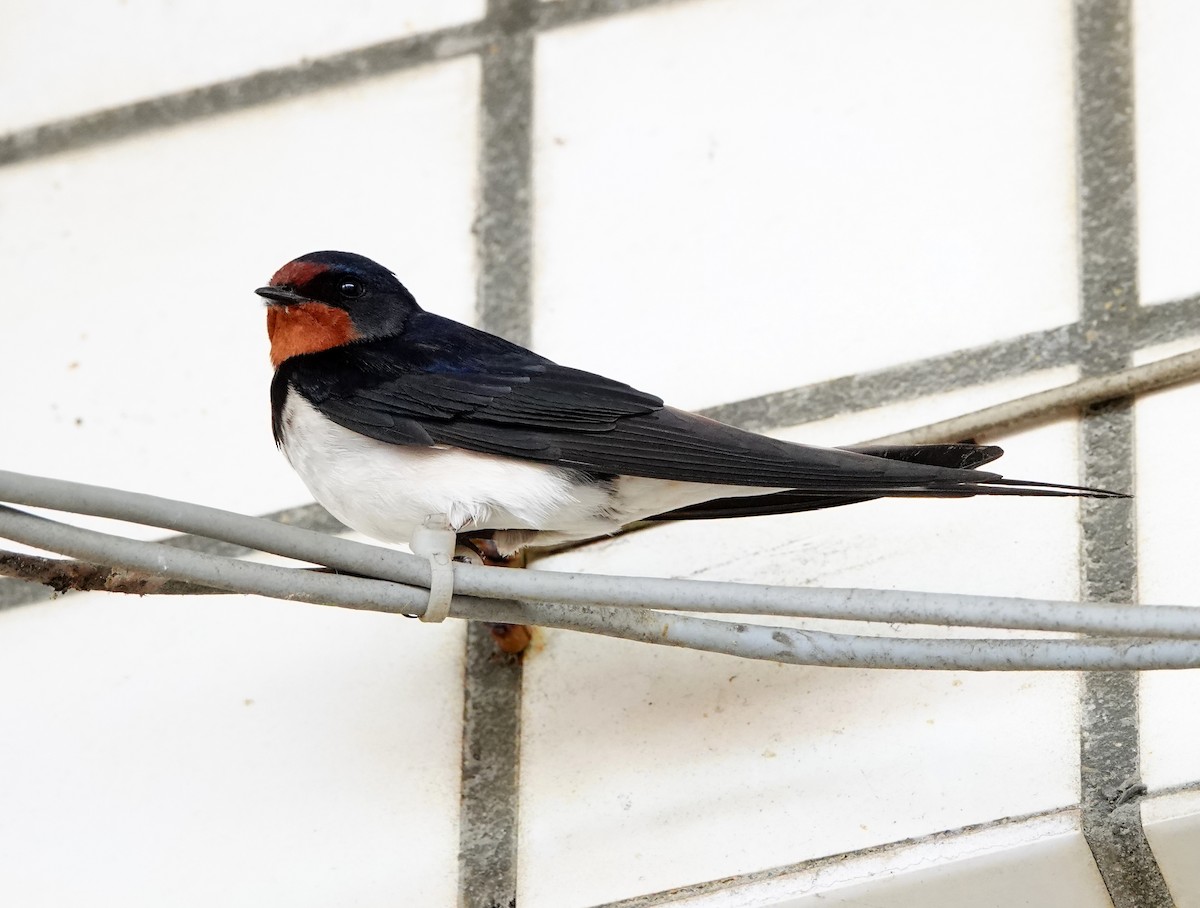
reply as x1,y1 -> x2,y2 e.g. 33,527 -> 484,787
339,280 -> 364,299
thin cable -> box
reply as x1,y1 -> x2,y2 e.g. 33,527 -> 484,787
4,503 -> 1200,671
2,470 -> 1199,640
480,600 -> 1200,671
0,505 -> 425,615
865,347 -> 1200,446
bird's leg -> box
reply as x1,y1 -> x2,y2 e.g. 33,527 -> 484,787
456,534 -> 518,566
454,533 -> 532,655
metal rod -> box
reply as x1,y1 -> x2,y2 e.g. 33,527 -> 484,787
866,347 -> 1200,446
5,500 -> 1200,671
2,470 -> 1199,641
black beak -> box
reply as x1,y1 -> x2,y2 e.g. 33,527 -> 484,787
255,286 -> 309,306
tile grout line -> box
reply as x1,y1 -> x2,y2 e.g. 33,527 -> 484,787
0,0 -> 685,169
702,323 -> 1081,432
474,1 -> 537,349
458,3 -> 537,907
0,21 -> 493,167
1074,0 -> 1175,905
459,620 -> 525,908
702,298 -> 1200,435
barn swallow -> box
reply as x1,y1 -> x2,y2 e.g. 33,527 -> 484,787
258,251 -> 1123,556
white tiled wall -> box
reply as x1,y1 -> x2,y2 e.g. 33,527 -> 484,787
533,0 -> 1079,410
1136,377 -> 1200,793
1,0 -> 485,133
0,588 -> 466,907
1134,5 -> 1200,882
1135,0 -> 1200,303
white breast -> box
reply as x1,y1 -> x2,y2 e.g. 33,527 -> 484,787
277,389 -> 783,550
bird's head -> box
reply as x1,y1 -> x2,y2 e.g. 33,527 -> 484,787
256,251 -> 421,367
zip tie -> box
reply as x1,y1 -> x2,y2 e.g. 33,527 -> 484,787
410,515 -> 456,623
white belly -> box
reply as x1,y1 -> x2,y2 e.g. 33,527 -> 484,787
278,391 -> 782,550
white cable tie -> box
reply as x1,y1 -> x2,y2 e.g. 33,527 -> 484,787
410,515 -> 456,623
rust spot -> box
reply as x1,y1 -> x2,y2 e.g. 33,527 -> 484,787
490,623 -> 533,654
270,259 -> 328,288
267,302 -> 360,367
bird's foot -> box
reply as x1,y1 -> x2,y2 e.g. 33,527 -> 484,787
454,533 -> 532,655
455,534 -> 521,567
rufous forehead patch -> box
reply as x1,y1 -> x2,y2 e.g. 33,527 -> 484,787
269,259 -> 329,288
267,302 -> 360,367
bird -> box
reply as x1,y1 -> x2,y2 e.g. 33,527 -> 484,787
258,250 -> 1124,559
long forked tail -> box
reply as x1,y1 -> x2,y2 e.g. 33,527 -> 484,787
963,477 -> 1127,498
844,443 -> 1126,498
649,443 -> 1127,521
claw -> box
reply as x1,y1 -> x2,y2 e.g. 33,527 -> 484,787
456,532 -> 532,654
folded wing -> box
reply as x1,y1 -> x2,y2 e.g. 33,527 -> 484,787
280,315 -> 1120,501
